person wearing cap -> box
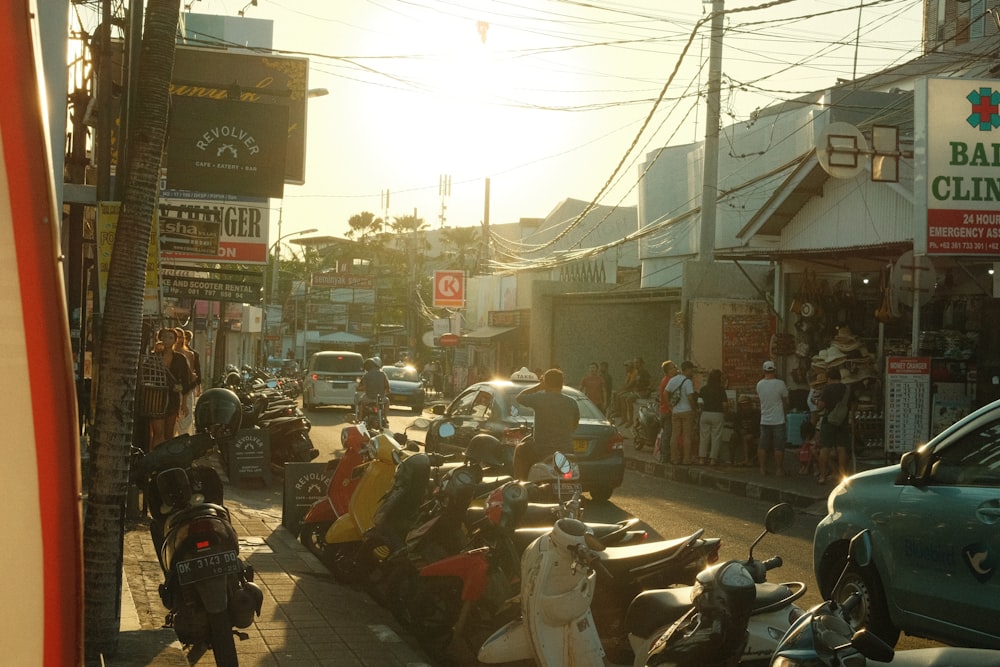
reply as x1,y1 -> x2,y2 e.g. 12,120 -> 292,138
666,361 -> 698,465
756,360 -> 789,476
656,360 -> 678,463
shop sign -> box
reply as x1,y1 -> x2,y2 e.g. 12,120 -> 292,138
158,193 -> 269,265
920,77 -> 1000,255
311,272 -> 375,289
885,356 -> 931,455
160,265 -> 263,302
434,270 -> 465,308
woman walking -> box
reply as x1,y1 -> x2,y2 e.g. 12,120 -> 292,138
698,369 -> 730,466
173,327 -> 198,436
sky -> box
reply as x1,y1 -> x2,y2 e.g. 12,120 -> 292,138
183,0 -> 926,245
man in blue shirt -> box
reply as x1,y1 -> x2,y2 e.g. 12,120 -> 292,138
513,368 -> 579,479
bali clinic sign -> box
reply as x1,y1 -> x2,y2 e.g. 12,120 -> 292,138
917,77 -> 1000,255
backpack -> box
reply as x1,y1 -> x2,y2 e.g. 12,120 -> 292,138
669,378 -> 688,407
826,385 -> 851,426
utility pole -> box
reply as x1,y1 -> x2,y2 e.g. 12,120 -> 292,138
481,178 -> 490,274
699,0 -> 724,262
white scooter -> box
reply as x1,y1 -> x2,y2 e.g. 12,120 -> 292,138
479,503 -> 805,667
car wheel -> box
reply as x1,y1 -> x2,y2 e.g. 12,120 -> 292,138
589,486 -> 614,502
412,403 -> 423,413
834,562 -> 899,647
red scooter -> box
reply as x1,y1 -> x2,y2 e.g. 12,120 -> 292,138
298,423 -> 373,558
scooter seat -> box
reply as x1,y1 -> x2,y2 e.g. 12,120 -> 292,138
625,587 -> 693,639
464,499 -> 559,528
512,522 -> 639,553
598,530 -> 710,581
625,581 -> 804,640
163,502 -> 231,536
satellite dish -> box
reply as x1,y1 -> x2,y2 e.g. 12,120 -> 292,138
892,250 -> 936,308
817,122 -> 868,179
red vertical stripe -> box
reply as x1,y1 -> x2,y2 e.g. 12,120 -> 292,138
0,2 -> 84,665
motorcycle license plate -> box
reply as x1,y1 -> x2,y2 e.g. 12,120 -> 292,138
176,550 -> 240,586
573,439 -> 589,453
559,482 -> 582,499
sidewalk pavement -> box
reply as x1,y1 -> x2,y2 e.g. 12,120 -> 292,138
109,426 -> 891,666
110,481 -> 433,667
620,427 -> 890,514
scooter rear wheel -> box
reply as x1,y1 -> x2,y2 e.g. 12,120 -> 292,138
299,522 -> 332,562
207,610 -> 238,667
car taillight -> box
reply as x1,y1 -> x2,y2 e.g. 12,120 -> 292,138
311,373 -> 319,381
609,432 -> 625,452
707,540 -> 721,564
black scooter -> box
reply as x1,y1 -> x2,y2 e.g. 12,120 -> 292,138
133,390 -> 264,667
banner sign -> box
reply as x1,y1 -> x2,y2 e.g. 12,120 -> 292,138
158,203 -> 220,255
166,97 -> 289,198
311,272 -> 375,290
885,356 -> 931,455
160,265 -> 263,302
171,47 -> 309,184
158,195 -> 268,264
923,77 -> 1000,255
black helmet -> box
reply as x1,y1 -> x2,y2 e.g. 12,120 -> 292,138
466,434 -> 505,468
195,388 -> 242,438
364,358 -> 378,371
225,371 -> 242,388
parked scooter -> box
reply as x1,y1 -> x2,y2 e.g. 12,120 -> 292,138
479,452 -> 719,665
628,503 -> 804,666
297,422 -> 376,557
770,529 -> 998,667
632,397 -> 660,451
133,388 -> 264,667
321,428 -> 421,581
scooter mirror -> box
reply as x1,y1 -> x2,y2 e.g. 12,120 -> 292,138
410,417 -> 431,430
553,451 -> 571,475
763,502 -> 795,535
438,422 -> 456,439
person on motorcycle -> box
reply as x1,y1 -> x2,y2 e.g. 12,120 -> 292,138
356,357 -> 390,425
513,368 -> 579,479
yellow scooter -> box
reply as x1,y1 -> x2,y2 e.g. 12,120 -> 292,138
323,426 -> 422,582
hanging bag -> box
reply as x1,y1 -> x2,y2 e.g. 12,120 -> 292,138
826,385 -> 851,426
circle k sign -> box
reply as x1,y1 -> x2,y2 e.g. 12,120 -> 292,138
433,270 -> 466,308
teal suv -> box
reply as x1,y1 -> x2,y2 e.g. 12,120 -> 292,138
813,398 -> 1000,649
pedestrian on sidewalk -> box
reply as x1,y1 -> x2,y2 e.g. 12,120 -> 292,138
599,361 -> 613,416
666,361 -> 697,465
756,360 -> 789,476
655,360 -> 677,463
579,361 -> 606,413
816,367 -> 851,484
698,369 -> 730,466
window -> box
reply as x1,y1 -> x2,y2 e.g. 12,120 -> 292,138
932,420 -> 1000,487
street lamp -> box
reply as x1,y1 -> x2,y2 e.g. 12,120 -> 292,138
264,227 -> 317,359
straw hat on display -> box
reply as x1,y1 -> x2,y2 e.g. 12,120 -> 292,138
832,326 -> 862,352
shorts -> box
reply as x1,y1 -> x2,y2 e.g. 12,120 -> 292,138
819,418 -> 851,448
758,423 -> 786,452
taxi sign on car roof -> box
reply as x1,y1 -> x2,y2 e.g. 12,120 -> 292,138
510,367 -> 539,382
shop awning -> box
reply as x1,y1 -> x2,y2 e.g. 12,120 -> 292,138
319,331 -> 370,344
461,326 -> 517,341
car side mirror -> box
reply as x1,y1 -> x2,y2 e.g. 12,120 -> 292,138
897,450 -> 924,486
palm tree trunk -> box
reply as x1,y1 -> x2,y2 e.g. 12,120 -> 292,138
83,0 -> 180,658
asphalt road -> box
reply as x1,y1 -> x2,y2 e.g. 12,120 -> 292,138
300,401 -> 939,653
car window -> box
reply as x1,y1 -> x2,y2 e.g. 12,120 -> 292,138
384,366 -> 419,382
450,389 -> 481,416
931,420 -> 1000,487
313,355 -> 362,373
573,393 -> 606,419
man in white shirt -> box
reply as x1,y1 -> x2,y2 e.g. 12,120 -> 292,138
665,360 -> 698,465
756,360 -> 789,476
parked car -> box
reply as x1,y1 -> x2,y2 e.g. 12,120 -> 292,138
424,371 -> 625,501
383,363 -> 425,413
813,398 -> 1000,650
302,351 -> 364,411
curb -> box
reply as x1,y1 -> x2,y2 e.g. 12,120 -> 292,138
624,456 -> 830,510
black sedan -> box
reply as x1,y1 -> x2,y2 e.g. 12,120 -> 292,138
425,377 -> 625,501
